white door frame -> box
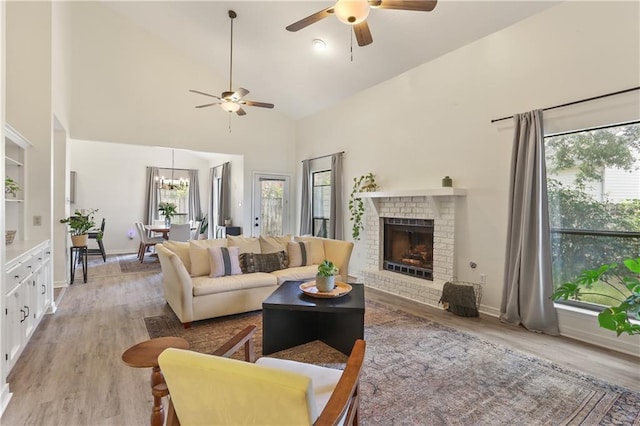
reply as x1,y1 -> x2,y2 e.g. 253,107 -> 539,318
252,172 -> 291,237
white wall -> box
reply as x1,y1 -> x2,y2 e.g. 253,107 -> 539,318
6,1 -> 52,243
67,2 -> 297,233
296,2 -> 640,353
69,139 -> 241,253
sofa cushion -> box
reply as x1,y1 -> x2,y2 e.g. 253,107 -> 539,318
295,237 -> 326,265
270,265 -> 319,285
239,251 -> 288,274
208,246 -> 242,278
161,241 -> 191,274
190,239 -> 228,277
192,272 -> 277,296
259,235 -> 292,254
287,241 -> 313,267
227,235 -> 261,254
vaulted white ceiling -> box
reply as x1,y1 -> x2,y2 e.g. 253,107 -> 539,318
102,1 -> 559,120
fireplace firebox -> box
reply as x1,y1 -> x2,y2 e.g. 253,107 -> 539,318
383,218 -> 434,280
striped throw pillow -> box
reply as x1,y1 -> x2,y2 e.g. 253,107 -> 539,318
207,246 -> 242,278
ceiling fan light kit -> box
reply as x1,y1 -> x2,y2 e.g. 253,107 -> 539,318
334,0 -> 370,25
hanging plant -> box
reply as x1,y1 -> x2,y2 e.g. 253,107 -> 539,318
348,173 -> 378,241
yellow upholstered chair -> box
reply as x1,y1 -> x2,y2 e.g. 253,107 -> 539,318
158,326 -> 365,426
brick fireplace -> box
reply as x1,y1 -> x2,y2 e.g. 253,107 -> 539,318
358,189 -> 465,307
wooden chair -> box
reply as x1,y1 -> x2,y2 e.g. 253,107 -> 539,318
159,326 -> 365,426
135,222 -> 164,263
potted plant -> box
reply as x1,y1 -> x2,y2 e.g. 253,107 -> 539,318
348,173 -> 378,241
60,209 -> 100,247
158,202 -> 178,226
197,214 -> 209,239
316,259 -> 339,292
551,257 -> 640,336
5,176 -> 20,198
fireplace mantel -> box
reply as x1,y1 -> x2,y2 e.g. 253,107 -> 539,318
356,188 -> 466,218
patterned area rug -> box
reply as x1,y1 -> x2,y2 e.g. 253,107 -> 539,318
145,301 -> 640,425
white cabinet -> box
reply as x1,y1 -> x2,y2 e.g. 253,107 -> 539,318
4,241 -> 52,373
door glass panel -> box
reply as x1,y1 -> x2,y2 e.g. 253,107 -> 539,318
260,179 -> 284,236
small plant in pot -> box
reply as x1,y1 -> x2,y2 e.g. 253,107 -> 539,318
60,209 -> 100,247
316,259 -> 339,292
5,176 -> 20,198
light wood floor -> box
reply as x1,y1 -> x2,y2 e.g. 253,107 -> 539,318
1,255 -> 638,425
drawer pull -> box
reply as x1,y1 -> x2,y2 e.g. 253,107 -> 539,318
41,284 -> 46,295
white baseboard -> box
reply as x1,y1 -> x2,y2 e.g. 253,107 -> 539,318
0,382 -> 12,418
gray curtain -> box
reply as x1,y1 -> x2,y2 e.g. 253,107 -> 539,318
208,167 -> 216,238
300,159 -> 312,235
329,153 -> 344,239
219,162 -> 231,227
144,167 -> 160,225
188,170 -> 202,223
501,110 -> 559,335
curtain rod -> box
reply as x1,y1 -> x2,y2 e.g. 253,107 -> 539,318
490,87 -> 640,123
302,151 -> 345,162
212,161 -> 230,170
155,167 -> 195,172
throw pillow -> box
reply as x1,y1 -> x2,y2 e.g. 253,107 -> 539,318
287,241 -> 312,267
239,251 -> 288,273
208,246 -> 242,278
294,237 -> 326,265
189,239 -> 228,277
259,235 -> 292,254
227,235 -> 261,254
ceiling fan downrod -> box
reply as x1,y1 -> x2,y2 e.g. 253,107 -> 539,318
228,10 -> 236,94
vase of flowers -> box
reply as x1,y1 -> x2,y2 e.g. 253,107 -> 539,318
159,202 -> 177,227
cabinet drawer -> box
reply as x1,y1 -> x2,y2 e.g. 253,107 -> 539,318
22,254 -> 39,275
5,263 -> 26,291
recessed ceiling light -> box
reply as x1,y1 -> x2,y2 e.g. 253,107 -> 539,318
312,38 -> 327,52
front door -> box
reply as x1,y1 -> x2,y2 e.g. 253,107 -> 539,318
252,173 -> 290,236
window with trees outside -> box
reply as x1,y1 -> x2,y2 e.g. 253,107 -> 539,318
312,170 -> 331,237
158,169 -> 190,224
545,121 -> 640,311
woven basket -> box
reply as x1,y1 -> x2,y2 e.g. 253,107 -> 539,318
5,230 -> 16,245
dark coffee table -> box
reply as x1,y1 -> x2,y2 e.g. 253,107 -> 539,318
262,280 -> 365,356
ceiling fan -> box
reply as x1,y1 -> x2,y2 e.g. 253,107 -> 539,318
190,10 -> 274,116
286,0 -> 437,47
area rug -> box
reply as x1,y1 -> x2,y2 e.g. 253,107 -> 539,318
145,301 -> 640,425
118,254 -> 161,274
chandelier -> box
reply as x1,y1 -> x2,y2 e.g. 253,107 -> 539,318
159,149 -> 189,190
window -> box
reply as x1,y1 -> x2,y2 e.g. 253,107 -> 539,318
312,170 -> 331,237
545,121 -> 640,310
158,169 -> 190,224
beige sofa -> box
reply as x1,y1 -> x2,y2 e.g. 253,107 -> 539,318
156,235 -> 354,327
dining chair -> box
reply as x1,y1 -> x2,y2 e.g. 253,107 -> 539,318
158,326 -> 365,426
135,222 -> 164,263
87,218 -> 107,262
168,223 -> 191,242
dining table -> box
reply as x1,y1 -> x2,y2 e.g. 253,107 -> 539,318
144,224 -> 195,240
